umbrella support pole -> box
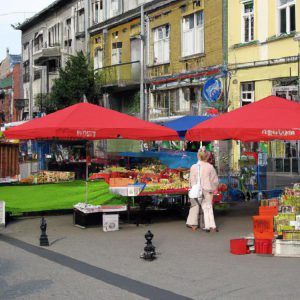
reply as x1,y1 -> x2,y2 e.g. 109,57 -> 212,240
85,142 -> 89,204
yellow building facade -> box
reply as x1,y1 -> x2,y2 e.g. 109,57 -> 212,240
89,0 -> 226,121
228,0 -> 300,171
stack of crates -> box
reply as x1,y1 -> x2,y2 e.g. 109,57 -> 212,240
253,198 -> 278,254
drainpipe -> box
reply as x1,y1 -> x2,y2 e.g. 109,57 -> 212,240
140,4 -> 145,120
84,0 -> 90,56
222,0 -> 228,110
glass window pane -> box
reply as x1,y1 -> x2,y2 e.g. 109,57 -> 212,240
244,2 -> 253,13
244,17 -> 249,42
196,11 -> 203,27
290,5 -> 296,32
251,15 -> 254,40
280,9 -> 286,33
189,15 -> 194,29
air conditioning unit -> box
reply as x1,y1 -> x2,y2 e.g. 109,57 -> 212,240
103,214 -> 119,232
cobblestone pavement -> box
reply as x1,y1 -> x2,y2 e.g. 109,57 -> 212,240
1,202 -> 300,300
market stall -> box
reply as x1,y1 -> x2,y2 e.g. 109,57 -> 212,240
186,95 -> 300,195
184,95 -> 300,256
4,102 -> 179,226
90,162 -> 224,205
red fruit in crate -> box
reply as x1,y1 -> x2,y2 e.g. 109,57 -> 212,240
218,183 -> 227,192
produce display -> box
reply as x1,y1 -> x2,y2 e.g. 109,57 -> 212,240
20,171 -> 75,184
91,164 -> 224,203
251,183 -> 300,257
96,164 -> 190,195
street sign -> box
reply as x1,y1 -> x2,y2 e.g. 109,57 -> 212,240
0,201 -> 5,226
202,78 -> 223,103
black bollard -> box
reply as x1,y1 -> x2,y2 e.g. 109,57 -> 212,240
140,230 -> 156,261
40,217 -> 49,246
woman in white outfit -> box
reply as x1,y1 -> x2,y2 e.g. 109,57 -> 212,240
186,150 -> 219,232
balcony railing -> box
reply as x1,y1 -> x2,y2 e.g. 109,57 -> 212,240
33,43 -> 61,65
95,61 -> 141,87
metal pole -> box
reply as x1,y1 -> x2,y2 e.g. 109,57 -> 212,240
85,141 -> 89,204
298,41 -> 300,97
140,4 -> 145,120
29,40 -> 34,120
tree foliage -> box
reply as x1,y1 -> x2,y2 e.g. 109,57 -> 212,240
35,93 -> 57,114
50,51 -> 99,110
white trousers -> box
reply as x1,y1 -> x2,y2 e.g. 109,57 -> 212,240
186,201 -> 204,228
201,190 -> 216,229
186,204 -> 199,226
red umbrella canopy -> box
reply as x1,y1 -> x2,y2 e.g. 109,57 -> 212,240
4,103 -> 179,141
186,96 -> 300,142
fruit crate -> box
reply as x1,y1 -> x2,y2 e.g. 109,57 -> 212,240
255,239 -> 273,254
230,239 -> 250,255
253,215 -> 274,239
274,240 -> 300,257
259,206 -> 278,216
283,231 -> 300,240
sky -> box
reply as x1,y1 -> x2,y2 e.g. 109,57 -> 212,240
0,0 -> 55,60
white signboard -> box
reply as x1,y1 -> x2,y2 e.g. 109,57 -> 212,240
0,201 -> 5,226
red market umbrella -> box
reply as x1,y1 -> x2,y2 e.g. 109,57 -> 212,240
185,96 -> 300,142
4,102 -> 179,141
4,103 -> 179,203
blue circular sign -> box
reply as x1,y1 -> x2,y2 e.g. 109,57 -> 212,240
202,78 -> 223,102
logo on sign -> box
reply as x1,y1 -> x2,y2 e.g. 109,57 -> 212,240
262,130 -> 295,137
77,130 -> 96,138
202,78 -> 223,102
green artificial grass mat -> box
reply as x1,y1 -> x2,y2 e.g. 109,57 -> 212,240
0,181 -> 127,215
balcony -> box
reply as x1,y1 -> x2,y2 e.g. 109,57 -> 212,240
147,64 -> 171,78
95,61 -> 141,87
33,43 -> 61,65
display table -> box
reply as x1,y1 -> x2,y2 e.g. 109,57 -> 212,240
73,203 -> 127,228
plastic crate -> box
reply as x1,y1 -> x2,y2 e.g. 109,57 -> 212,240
274,240 -> 300,257
109,178 -> 135,187
283,231 -> 300,240
253,215 -> 274,239
259,206 -> 278,217
255,239 -> 273,254
230,239 -> 250,255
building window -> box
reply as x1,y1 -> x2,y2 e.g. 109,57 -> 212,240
182,11 -> 204,57
112,31 -> 119,39
23,42 -> 29,60
48,23 -> 61,47
110,0 -> 120,18
23,61 -> 30,83
49,59 -> 60,73
92,0 -> 103,24
278,0 -> 296,34
153,25 -> 170,64
94,48 -> 103,70
77,8 -> 85,32
64,39 -> 72,48
241,82 -> 255,106
112,42 -> 122,65
242,1 -> 254,42
34,32 -> 44,52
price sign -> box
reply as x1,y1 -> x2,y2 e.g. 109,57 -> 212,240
0,201 -> 5,226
